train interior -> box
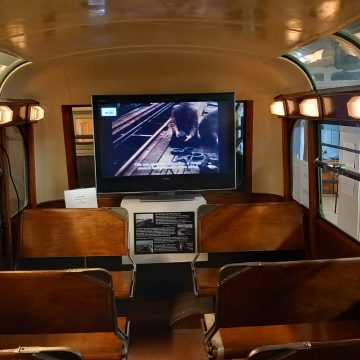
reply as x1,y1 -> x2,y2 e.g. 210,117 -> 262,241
1,1 -> 360,359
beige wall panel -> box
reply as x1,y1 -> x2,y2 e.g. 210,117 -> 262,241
2,52 -> 309,202
250,57 -> 311,195
252,97 -> 284,195
2,64 -> 70,203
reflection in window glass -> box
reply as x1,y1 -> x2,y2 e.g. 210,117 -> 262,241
0,52 -> 26,84
235,102 -> 244,187
342,20 -> 360,41
319,124 -> 340,225
320,124 -> 339,160
319,124 -> 360,241
288,37 -> 360,89
72,107 -> 95,188
5,127 -> 28,216
291,119 -> 309,208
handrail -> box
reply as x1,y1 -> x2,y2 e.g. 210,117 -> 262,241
314,158 -> 360,182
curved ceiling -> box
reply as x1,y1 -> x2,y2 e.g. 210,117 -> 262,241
0,0 -> 359,63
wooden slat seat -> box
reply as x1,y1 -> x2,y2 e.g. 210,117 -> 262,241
203,258 -> 360,359
0,269 -> 129,359
0,347 -> 83,360
18,208 -> 136,299
248,339 -> 360,360
192,202 -> 305,296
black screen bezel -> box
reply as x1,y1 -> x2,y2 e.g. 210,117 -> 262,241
92,92 -> 236,194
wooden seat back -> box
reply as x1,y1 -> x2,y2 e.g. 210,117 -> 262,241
248,339 -> 360,360
0,269 -> 117,334
197,202 -> 304,253
18,208 -> 128,259
0,347 -> 83,360
216,258 -> 360,329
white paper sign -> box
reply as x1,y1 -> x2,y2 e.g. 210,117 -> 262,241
342,142 -> 356,169
292,158 -> 309,208
64,187 -> 98,208
339,175 -> 355,197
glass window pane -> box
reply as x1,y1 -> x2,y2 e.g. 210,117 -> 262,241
0,52 -> 25,83
235,101 -> 244,187
288,37 -> 360,89
319,123 -> 340,226
319,123 -> 360,240
72,106 -> 95,188
291,119 -> 309,208
5,126 -> 28,216
342,19 -> 360,41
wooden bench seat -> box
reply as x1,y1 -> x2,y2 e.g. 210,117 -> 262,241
18,208 -> 136,299
192,202 -> 305,296
204,320 -> 360,359
248,339 -> 360,360
0,269 -> 129,359
0,347 -> 83,360
0,331 -> 125,360
202,258 -> 360,359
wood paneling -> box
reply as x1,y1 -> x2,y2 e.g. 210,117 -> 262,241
316,218 -> 360,258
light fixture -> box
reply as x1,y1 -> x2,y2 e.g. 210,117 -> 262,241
29,105 -> 45,121
347,96 -> 360,119
0,105 -> 13,124
270,101 -> 286,116
299,98 -> 319,117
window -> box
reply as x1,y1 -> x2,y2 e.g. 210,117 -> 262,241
341,19 -> 360,42
0,52 -> 26,87
318,124 -> 340,225
72,107 -> 95,188
290,119 -> 309,208
318,123 -> 360,240
287,37 -> 360,89
235,101 -> 245,187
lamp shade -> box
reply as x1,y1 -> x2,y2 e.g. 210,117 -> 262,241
29,105 -> 45,121
270,101 -> 285,116
0,106 -> 13,124
299,98 -> 319,117
347,96 -> 360,119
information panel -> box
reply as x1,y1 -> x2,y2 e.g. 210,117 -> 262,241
134,212 -> 195,254
121,195 -> 207,263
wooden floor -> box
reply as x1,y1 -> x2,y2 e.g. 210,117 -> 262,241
118,263 -> 213,360
128,328 -> 208,360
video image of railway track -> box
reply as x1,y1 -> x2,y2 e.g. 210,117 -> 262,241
108,101 -> 220,177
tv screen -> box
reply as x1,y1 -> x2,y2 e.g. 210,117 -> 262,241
92,92 -> 236,194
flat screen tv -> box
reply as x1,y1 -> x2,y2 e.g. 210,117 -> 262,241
92,92 -> 236,195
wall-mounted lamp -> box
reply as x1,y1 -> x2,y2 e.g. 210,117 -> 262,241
29,105 -> 45,121
299,98 -> 319,117
0,105 -> 13,124
270,100 -> 286,116
347,96 -> 360,119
